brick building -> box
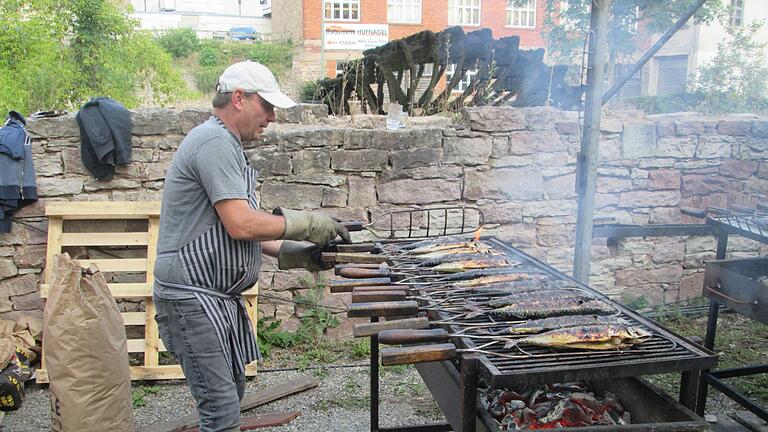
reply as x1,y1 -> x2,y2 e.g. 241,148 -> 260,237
272,0 -> 548,86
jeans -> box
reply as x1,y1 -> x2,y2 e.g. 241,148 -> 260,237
154,295 -> 245,432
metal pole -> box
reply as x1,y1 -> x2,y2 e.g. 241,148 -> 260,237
320,0 -> 326,79
602,0 -> 707,105
573,0 -> 611,284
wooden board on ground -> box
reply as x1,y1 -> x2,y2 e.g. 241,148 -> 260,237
145,375 -> 319,432
732,410 -> 768,432
38,201 -> 260,382
179,412 -> 301,432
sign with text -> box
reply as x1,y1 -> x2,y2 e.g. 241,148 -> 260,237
323,23 -> 388,50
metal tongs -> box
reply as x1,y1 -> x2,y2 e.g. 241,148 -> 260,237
341,206 -> 485,239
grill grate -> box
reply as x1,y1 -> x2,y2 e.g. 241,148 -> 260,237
705,207 -> 768,242
388,237 -> 719,389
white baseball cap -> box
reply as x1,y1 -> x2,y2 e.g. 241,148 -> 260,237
217,61 -> 296,109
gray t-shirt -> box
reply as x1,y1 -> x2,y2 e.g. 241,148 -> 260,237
154,117 -> 253,299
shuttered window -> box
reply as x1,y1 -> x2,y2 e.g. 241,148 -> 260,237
656,55 -> 688,96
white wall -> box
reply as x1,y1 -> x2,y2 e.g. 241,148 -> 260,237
130,12 -> 272,39
130,0 -> 269,17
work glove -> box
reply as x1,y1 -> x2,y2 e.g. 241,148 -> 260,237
274,208 -> 351,246
277,241 -> 330,272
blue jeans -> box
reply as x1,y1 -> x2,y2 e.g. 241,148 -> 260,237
154,295 -> 245,432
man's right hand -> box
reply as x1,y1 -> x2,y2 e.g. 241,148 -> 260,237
274,208 -> 351,246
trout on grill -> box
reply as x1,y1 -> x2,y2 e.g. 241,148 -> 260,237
513,324 -> 652,350
467,279 -> 568,295
417,252 -> 508,267
415,245 -> 495,260
486,290 -> 591,308
454,273 -> 544,287
408,240 -> 489,255
431,258 -> 515,273
488,297 -> 616,319
439,266 -> 541,281
505,314 -> 630,335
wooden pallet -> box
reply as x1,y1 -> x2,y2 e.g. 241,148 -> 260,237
38,201 -> 259,382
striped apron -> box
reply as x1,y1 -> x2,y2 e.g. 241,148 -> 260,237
156,161 -> 262,376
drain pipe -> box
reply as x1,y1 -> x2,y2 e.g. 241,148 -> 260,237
573,0 -> 611,284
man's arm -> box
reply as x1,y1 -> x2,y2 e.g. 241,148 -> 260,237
214,199 -> 286,241
261,240 -> 283,257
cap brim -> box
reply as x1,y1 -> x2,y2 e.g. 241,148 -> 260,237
260,91 -> 296,109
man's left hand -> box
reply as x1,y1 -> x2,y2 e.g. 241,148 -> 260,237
277,241 -> 330,272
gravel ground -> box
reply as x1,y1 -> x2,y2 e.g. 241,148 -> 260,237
1,364 -> 445,431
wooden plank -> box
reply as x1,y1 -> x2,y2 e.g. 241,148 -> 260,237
179,412 -> 301,432
128,339 -> 167,353
144,375 -> 320,432
75,258 -> 148,272
122,312 -> 146,325
44,217 -> 64,284
41,282 -> 152,298
144,216 -> 160,367
61,232 -> 149,246
731,411 -> 768,432
46,201 -> 161,217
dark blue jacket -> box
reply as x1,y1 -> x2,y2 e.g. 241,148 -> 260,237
76,97 -> 132,181
0,112 -> 38,233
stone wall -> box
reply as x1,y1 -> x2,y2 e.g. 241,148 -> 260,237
1,105 -> 766,334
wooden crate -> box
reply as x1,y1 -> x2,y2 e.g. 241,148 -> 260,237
39,201 -> 259,382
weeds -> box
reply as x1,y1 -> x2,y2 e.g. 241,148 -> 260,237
131,385 -> 160,408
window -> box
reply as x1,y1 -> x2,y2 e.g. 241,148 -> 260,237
506,0 -> 536,28
445,64 -> 478,93
448,0 -> 481,26
325,0 -> 360,21
729,0 -> 744,27
656,55 -> 688,96
388,0 -> 422,24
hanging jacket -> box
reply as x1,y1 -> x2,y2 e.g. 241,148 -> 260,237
0,112 -> 38,233
76,97 -> 132,181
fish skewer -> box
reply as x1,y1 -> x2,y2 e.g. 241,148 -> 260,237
494,314 -> 631,335
505,324 -> 653,351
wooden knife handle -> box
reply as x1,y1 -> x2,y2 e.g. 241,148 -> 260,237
380,343 -> 457,366
352,285 -> 409,292
329,277 -> 393,293
322,252 -> 388,264
334,263 -> 382,275
680,207 -> 707,218
335,242 -> 378,252
339,267 -> 390,278
378,329 -> 449,345
347,300 -> 419,318
353,317 -> 430,338
352,290 -> 407,303
341,221 -> 365,232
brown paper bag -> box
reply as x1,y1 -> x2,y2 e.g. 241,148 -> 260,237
43,253 -> 134,432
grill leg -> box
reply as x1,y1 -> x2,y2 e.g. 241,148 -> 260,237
371,316 -> 380,432
460,355 -> 479,432
695,232 -> 727,416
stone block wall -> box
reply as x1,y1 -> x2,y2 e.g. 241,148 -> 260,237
1,105 -> 766,331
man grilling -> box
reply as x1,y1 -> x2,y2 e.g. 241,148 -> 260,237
152,61 -> 350,432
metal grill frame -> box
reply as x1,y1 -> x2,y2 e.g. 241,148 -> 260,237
400,236 -> 718,390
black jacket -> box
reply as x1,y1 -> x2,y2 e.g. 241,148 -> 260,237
76,97 -> 132,180
0,111 -> 38,233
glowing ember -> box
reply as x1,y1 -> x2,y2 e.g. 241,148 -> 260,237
481,382 -> 631,430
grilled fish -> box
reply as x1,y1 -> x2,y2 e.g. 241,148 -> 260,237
439,266 -> 542,282
505,314 -> 630,335
489,298 -> 616,319
408,240 -> 489,255
486,290 -> 590,308
418,252 -> 510,267
400,236 -> 471,251
415,245 -> 495,260
515,324 -> 652,350
454,273 -> 544,287
431,258 -> 515,273
468,279 -> 568,295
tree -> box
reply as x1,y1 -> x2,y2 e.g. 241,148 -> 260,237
543,0 -> 725,65
690,21 -> 768,113
0,0 -> 188,117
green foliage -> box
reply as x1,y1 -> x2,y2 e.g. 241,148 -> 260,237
690,21 -> 768,113
131,385 -> 160,408
300,80 -> 321,102
625,93 -> 699,114
351,338 -> 370,359
621,293 -> 649,311
256,278 -> 340,358
156,27 -> 199,58
544,0 -> 726,64
0,0 -> 187,117
198,45 -> 223,67
193,65 -> 228,93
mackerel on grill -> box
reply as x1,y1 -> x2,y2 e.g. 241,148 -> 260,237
502,314 -> 631,335
486,290 -> 592,308
488,298 -> 617,319
510,324 -> 652,350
